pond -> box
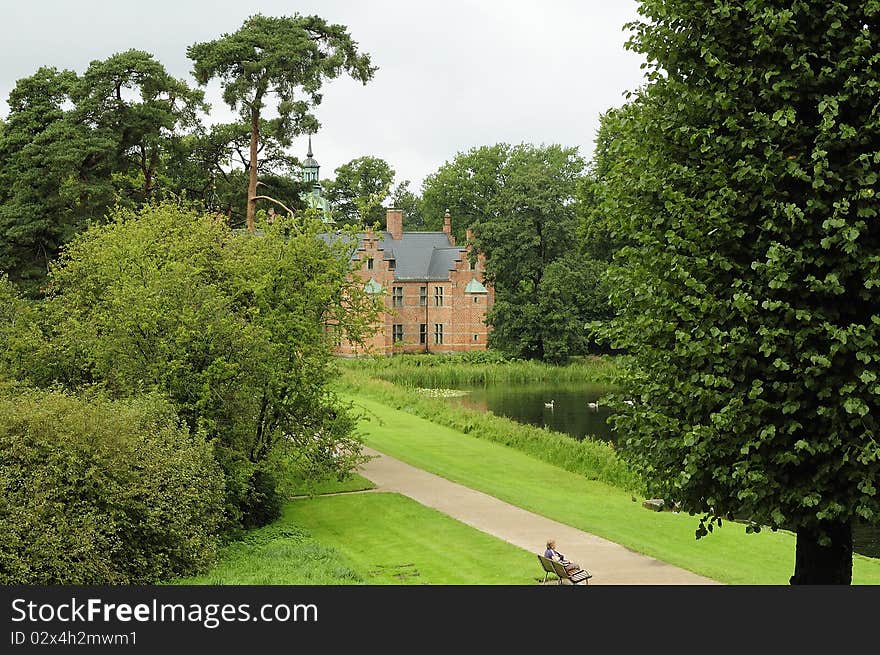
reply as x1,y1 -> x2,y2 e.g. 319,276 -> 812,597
443,382 -> 617,442
437,381 -> 879,560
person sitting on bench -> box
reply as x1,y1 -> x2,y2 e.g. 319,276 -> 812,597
544,539 -> 581,573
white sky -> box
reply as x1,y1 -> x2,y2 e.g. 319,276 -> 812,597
0,0 -> 648,190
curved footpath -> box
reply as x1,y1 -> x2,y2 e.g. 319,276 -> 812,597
358,447 -> 720,585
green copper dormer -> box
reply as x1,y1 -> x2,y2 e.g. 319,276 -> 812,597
464,278 -> 488,294
364,278 -> 384,294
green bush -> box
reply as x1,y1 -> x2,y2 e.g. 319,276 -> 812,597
0,385 -> 225,584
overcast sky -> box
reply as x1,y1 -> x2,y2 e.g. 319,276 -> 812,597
0,0 -> 648,190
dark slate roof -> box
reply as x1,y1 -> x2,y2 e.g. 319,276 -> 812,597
318,231 -> 466,281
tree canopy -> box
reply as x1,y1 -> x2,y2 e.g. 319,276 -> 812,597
324,155 -> 395,226
187,13 -> 376,232
598,0 -> 880,584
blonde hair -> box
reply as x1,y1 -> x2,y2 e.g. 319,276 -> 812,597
546,539 -> 556,549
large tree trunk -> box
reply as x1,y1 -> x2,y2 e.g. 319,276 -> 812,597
789,521 -> 852,585
246,105 -> 260,233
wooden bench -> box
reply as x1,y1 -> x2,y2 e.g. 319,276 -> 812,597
537,554 -> 592,585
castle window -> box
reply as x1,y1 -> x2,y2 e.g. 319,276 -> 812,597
473,296 -> 479,303
367,257 -> 374,270
419,286 -> 427,306
388,259 -> 396,271
419,324 -> 427,345
434,323 -> 444,345
434,286 -> 444,307
392,286 -> 404,307
469,260 -> 477,271
474,334 -> 479,342
393,324 -> 404,343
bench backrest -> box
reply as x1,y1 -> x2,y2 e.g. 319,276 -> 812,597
537,555 -> 557,575
550,559 -> 573,579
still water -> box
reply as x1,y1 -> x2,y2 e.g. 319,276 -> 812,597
440,382 -> 879,560
446,383 -> 617,442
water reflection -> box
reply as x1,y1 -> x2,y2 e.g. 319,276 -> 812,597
447,383 -> 616,442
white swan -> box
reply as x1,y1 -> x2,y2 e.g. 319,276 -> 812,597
544,400 -> 555,409
587,401 -> 599,410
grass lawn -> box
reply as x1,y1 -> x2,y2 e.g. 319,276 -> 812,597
285,472 -> 376,497
173,491 -> 539,585
340,392 -> 880,585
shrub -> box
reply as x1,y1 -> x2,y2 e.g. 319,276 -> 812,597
0,385 -> 225,584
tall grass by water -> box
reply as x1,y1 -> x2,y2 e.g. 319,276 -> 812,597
339,352 -> 620,388
336,366 -> 643,494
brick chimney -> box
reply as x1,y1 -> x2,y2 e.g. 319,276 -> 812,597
386,208 -> 403,240
443,210 -> 454,245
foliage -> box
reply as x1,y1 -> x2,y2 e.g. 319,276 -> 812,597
0,384 -> 224,584
597,0 -> 880,583
0,67 -> 112,295
422,142 -> 600,361
2,202 -> 381,531
324,156 -> 395,226
187,13 -> 376,231
420,143 -> 510,242
389,179 -> 426,229
73,49 -> 207,203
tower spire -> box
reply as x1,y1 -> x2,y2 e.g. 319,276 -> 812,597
307,134 -> 313,158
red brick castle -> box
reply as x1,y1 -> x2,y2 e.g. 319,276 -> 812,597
305,140 -> 494,355
333,208 -> 494,355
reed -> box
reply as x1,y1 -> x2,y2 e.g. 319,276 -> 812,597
338,352 -> 620,388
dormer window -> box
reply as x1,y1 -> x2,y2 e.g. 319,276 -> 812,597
388,259 -> 396,271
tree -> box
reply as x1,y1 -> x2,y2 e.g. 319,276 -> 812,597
187,13 -> 376,232
0,67 -> 114,295
463,144 -> 586,362
73,49 -> 206,203
421,143 -> 510,242
597,1 -> 880,584
163,121 -> 307,227
5,202 -> 381,531
0,55 -> 205,295
324,155 -> 395,226
389,180 -> 426,229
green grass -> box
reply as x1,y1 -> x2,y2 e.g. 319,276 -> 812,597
173,492 -> 538,585
284,473 -> 376,497
337,368 -> 641,492
284,493 -> 538,584
340,392 -> 880,585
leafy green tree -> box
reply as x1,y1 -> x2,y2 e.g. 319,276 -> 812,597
0,55 -> 205,295
464,144 -> 586,362
6,202 -> 380,531
420,143 -> 510,242
389,179 -> 426,229
597,1 -> 880,584
324,155 -> 395,226
187,13 -> 376,232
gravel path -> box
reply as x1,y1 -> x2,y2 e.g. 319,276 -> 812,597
358,447 -> 720,585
